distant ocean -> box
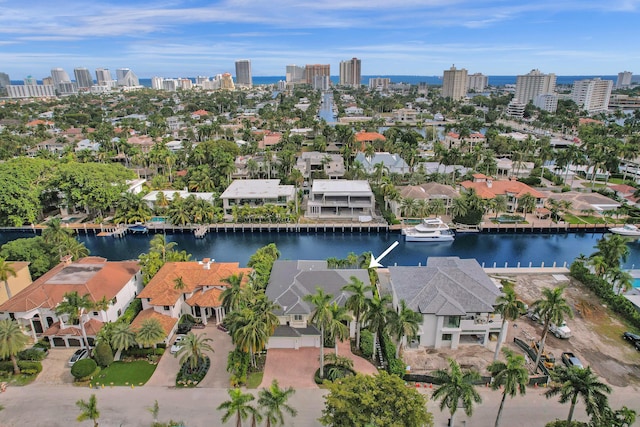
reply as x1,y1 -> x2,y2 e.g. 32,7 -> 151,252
10,75 -> 618,88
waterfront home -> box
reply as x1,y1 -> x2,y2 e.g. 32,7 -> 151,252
390,182 -> 459,218
265,260 -> 370,349
608,184 -> 640,208
540,190 -> 621,215
220,179 -> 296,218
354,130 -> 386,151
495,157 -> 535,178
354,152 -> 410,175
142,190 -> 215,209
444,131 -> 486,151
0,257 -> 142,347
136,260 -> 252,340
295,152 -> 345,183
382,257 -> 503,350
460,174 -> 546,213
305,179 -> 376,220
0,261 -> 32,306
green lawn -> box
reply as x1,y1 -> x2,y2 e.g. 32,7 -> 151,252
563,214 -> 606,224
94,361 -> 157,386
246,372 -> 263,389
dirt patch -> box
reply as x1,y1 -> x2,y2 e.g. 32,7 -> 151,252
402,273 -> 640,388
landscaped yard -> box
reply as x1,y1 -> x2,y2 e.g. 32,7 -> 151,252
563,214 -> 607,224
93,361 -> 157,386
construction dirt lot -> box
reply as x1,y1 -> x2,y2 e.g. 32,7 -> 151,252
402,273 -> 640,388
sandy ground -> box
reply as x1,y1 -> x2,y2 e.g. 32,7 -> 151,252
402,273 -> 640,388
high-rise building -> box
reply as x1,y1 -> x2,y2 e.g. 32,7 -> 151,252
151,76 -> 164,90
442,65 -> 468,100
467,73 -> 488,92
220,73 -> 235,90
305,64 -> 330,88
235,60 -> 252,87
616,71 -> 633,89
369,77 -> 390,91
339,58 -> 361,87
7,84 -> 56,98
286,65 -> 305,83
533,93 -> 558,113
514,69 -> 556,104
0,72 -> 10,89
116,68 -> 139,87
74,67 -> 93,89
42,76 -> 53,86
50,67 -> 71,88
24,75 -> 37,86
571,78 -> 613,114
95,68 -> 113,86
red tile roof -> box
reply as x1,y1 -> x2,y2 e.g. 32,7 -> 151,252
43,319 -> 104,337
355,131 -> 386,142
460,177 -> 545,200
0,257 -> 140,313
130,308 -> 178,337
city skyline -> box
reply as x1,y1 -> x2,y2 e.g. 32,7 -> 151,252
1,0 -> 639,79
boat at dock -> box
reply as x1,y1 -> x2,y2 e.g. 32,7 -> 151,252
128,224 -> 148,234
609,224 -> 640,238
402,217 -> 455,242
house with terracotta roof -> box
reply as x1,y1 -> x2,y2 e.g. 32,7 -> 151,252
136,260 -> 252,339
354,130 -> 386,151
460,174 -> 546,213
0,261 -> 32,306
444,131 -> 486,151
609,184 -> 640,207
390,183 -> 459,218
258,131 -> 283,149
0,257 -> 142,347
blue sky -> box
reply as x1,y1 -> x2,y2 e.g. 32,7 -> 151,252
1,0 -> 639,79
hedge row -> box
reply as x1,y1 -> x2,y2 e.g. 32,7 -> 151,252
122,347 -> 165,358
0,360 -> 43,374
360,330 -> 373,359
570,262 -> 640,330
380,332 -> 406,376
119,299 -> 142,325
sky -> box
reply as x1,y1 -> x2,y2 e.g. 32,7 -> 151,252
1,0 -> 640,79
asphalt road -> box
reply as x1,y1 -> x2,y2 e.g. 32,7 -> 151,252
1,382 -> 638,426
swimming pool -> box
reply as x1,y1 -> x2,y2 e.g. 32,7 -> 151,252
61,216 -> 83,223
634,278 -> 640,288
150,216 -> 167,223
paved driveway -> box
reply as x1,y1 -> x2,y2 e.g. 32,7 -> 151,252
33,348 -> 76,385
146,323 -> 232,388
260,340 -> 379,389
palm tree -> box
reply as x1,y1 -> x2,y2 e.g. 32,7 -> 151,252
487,348 -> 528,427
531,286 -> 574,374
258,379 -> 298,427
76,394 -> 100,427
342,276 -> 373,350
326,302 -> 351,356
136,318 -> 166,348
217,388 -> 260,427
42,217 -> 74,248
493,284 -> 527,362
0,257 -> 17,300
491,195 -> 509,220
221,273 -> 245,314
431,358 -> 482,427
362,293 -> 392,362
518,193 -> 537,221
55,291 -> 94,352
303,287 -> 334,379
387,299 -> 422,358
545,366 -> 612,424
173,276 -> 187,291
0,319 -> 30,375
175,332 -> 214,371
149,234 -> 177,262
591,234 -> 630,270
110,322 -> 137,353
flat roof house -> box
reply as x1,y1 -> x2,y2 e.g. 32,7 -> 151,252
384,257 -> 503,349
265,260 -> 371,349
305,179 -> 375,219
219,179 -> 295,218
0,257 -> 142,348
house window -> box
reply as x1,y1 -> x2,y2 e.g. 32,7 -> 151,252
9,313 -> 15,320
112,296 -> 117,304
163,306 -> 170,311
442,334 -> 452,341
93,311 -> 99,316
445,316 -> 460,328
294,315 -> 303,321
117,309 -> 122,317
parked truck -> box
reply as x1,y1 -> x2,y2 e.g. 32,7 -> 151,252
549,322 -> 572,339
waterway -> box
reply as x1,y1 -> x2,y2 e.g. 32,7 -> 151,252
1,230 -> 639,269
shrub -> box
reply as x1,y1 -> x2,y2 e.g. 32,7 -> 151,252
545,421 -> 587,427
122,347 -> 164,358
33,340 -> 51,350
17,348 -> 47,361
71,358 -> 98,380
0,360 -> 42,374
119,299 -> 142,324
380,331 -> 406,376
360,330 -> 373,358
176,356 -> 210,387
227,349 -> 250,387
94,341 -> 114,368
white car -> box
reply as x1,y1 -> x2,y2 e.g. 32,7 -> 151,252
170,335 -> 186,354
68,348 -> 89,367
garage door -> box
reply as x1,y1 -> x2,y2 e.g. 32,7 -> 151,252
299,335 -> 319,348
267,337 -> 297,349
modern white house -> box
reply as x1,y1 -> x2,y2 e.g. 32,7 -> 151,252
295,152 -> 345,183
384,257 -> 504,350
219,179 -> 296,218
305,179 -> 376,219
0,257 -> 142,348
265,260 -> 371,349
354,152 -> 410,175
142,190 -> 215,209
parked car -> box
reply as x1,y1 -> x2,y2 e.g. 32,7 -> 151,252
68,348 -> 89,367
623,332 -> 640,350
561,352 -> 584,369
170,335 -> 186,354
550,322 -> 572,339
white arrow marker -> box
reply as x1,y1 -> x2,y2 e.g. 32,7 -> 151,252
369,241 -> 399,268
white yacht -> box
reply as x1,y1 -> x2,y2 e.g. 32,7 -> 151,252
403,217 -> 455,242
609,224 -> 640,238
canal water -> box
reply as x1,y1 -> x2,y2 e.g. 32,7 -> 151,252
1,230 -> 639,269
